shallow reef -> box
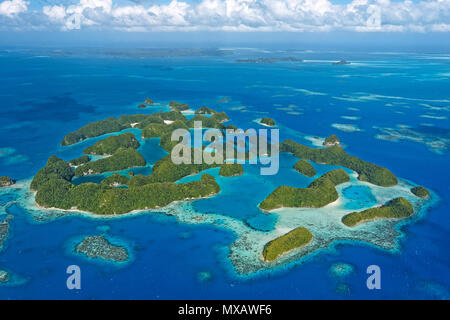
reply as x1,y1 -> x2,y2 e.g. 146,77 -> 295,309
75,235 -> 129,263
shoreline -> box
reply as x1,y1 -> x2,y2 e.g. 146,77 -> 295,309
32,188 -> 220,219
260,197 -> 343,213
260,236 -> 314,263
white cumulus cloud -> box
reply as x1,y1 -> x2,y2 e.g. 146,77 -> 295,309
4,0 -> 450,32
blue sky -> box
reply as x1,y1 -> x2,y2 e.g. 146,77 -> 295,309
1,1 -> 449,48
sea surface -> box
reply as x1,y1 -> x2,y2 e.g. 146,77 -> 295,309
0,47 -> 449,299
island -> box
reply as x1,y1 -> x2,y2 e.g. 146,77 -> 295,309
69,156 -> 90,167
0,215 -> 13,249
32,150 -> 220,214
260,169 -> 349,211
235,57 -> 303,64
75,148 -> 146,176
83,132 -> 140,155
138,103 -> 147,109
169,101 -> 189,111
101,173 -> 129,187
31,156 -> 75,191
195,106 -> 218,115
75,236 -> 129,262
411,186 -> 430,198
342,197 -> 414,227
262,227 -> 313,262
260,117 -> 276,127
293,160 -> 316,177
333,60 -> 351,65
142,120 -> 189,140
219,163 -> 244,177
187,114 -> 227,130
61,117 -> 129,146
0,270 -> 9,283
323,134 -> 340,146
0,176 -> 14,187
144,98 -> 154,105
280,139 -> 398,187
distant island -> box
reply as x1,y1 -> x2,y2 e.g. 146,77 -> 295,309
333,60 -> 351,65
235,57 -> 303,64
342,197 -> 413,227
262,227 -> 313,262
144,98 -> 153,105
0,176 -> 14,187
260,117 -> 276,127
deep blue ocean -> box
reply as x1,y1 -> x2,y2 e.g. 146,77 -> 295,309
0,47 -> 449,299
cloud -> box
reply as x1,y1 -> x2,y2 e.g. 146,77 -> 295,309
0,0 -> 28,17
2,0 -> 450,32
43,5 -> 66,22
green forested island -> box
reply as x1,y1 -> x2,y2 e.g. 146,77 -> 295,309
260,117 -> 275,126
31,156 -> 75,191
0,270 -> 9,283
342,197 -> 414,227
195,106 -> 217,115
323,134 -> 340,146
260,169 -> 349,211
280,139 -> 398,187
219,163 -> 244,177
129,153 -> 220,185
84,132 -> 140,155
262,227 -> 313,262
32,153 -> 220,214
144,98 -> 154,105
294,159 -> 316,177
411,186 -> 430,198
33,103 -> 237,214
101,173 -> 129,187
75,148 -> 146,176
61,117 -> 128,146
0,176 -> 14,187
169,101 -> 189,111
